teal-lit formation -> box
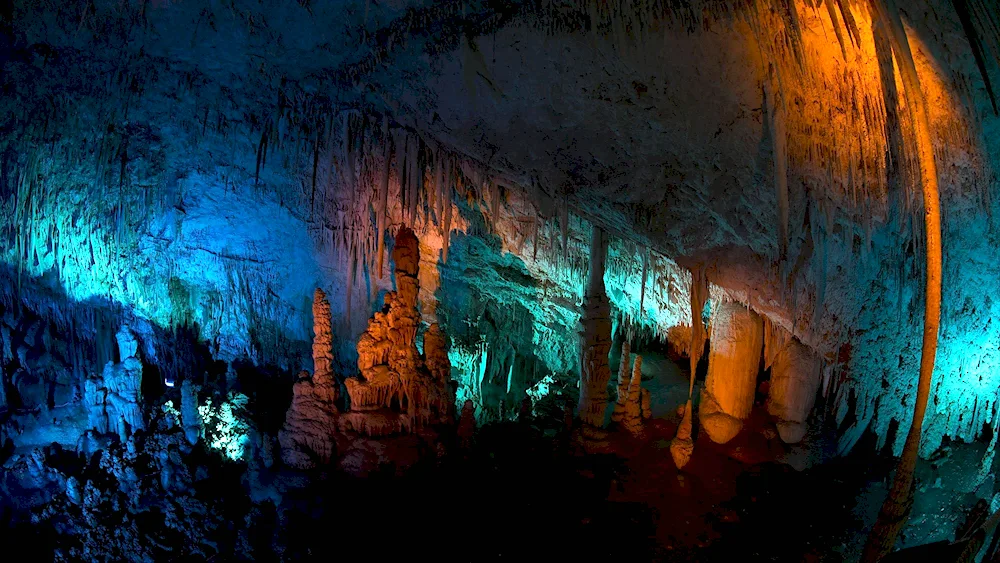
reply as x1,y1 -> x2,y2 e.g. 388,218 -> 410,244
198,392 -> 252,462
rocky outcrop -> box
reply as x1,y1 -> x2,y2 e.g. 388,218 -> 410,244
342,227 -> 455,436
278,289 -> 340,469
577,226 -> 612,443
699,302 -> 763,444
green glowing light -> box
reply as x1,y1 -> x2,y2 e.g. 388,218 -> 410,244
197,392 -> 251,461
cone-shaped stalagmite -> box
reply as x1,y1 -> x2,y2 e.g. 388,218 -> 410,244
279,289 -> 339,469
611,339 -> 631,424
623,355 -> 644,435
343,227 -> 455,436
311,289 -> 338,405
766,336 -> 821,444
577,226 -> 612,438
699,301 -> 763,444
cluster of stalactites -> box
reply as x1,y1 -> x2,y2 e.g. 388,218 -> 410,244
343,227 -> 455,436
320,113 -> 554,320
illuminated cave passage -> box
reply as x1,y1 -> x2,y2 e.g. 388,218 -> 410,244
5,1 -> 1000,560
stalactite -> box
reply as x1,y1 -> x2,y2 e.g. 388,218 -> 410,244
442,159 -> 454,263
765,77 -> 789,262
862,0 -> 944,557
375,117 -> 391,279
639,246 -> 649,313
671,264 -> 708,469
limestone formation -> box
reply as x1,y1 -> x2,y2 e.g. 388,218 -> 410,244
310,288 -> 339,406
672,264 -> 708,469
611,340 -> 631,424
102,326 -> 145,442
640,388 -> 651,420
765,334 -> 822,444
698,301 -> 763,444
577,226 -> 612,437
84,377 -> 108,434
278,290 -> 340,468
180,380 -> 202,446
623,354 -> 644,435
670,403 -> 695,469
279,371 -> 338,468
342,227 -> 455,436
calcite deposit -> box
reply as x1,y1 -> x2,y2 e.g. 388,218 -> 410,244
5,0 -> 1000,559
278,289 -> 339,468
343,227 -> 454,436
699,302 -> 764,445
765,324 -> 822,444
577,227 -> 613,446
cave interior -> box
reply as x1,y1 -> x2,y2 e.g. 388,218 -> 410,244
4,0 -> 1000,561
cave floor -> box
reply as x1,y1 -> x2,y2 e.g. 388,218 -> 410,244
3,352 -> 992,561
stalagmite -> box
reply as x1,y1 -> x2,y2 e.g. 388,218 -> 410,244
311,289 -> 338,406
672,265 -> 709,468
640,388 -> 651,420
611,339 -> 631,424
766,336 -> 822,444
623,354 -> 643,435
698,302 -> 763,445
577,225 -> 612,443
84,377 -> 108,434
343,227 -> 455,436
278,290 -> 340,469
180,379 -> 201,446
103,326 -> 144,442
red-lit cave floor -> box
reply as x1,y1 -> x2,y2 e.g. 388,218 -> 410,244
592,350 -> 994,561
261,352 -> 992,561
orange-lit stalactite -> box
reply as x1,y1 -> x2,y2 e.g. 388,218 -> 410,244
861,0 -> 942,560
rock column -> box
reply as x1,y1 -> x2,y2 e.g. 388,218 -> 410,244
577,226 -> 612,435
766,337 -> 821,443
698,301 -> 763,444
